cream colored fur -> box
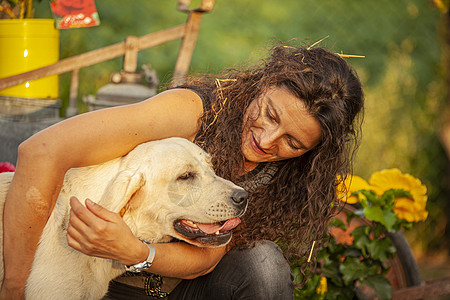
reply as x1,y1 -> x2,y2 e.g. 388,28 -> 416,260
0,137 -> 247,300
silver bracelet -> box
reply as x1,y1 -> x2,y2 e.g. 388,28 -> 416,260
124,239 -> 156,273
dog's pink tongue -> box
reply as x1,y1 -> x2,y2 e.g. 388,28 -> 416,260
197,218 -> 241,234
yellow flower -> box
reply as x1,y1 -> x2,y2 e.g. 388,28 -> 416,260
337,175 -> 371,204
369,168 -> 428,222
316,276 -> 327,296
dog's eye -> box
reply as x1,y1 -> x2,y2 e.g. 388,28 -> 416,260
177,172 -> 194,180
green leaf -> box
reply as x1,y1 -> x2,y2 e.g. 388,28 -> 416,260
363,206 -> 385,223
352,226 -> 370,253
362,206 -> 398,232
384,189 -> 412,199
366,237 -> 396,261
364,275 -> 393,300
381,209 -> 398,232
359,190 -> 381,204
294,274 -> 322,300
339,257 -> 371,285
292,266 -> 302,285
322,261 -> 343,287
324,239 -> 346,257
329,217 -> 346,230
342,247 -> 363,258
325,285 -> 356,300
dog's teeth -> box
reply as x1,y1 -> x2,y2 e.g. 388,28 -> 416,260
215,231 -> 220,235
185,220 -> 198,228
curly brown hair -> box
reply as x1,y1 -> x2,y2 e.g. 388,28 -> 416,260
181,41 -> 364,277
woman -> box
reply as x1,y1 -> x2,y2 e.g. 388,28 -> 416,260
1,42 -> 364,299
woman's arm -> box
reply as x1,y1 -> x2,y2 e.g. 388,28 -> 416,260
68,197 -> 226,279
1,89 -> 205,299
1,146 -> 66,299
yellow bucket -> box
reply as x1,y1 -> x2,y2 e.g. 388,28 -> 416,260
0,19 -> 59,99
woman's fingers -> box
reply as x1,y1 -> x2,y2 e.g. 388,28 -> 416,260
66,225 -> 84,253
67,197 -> 116,257
69,196 -> 106,227
67,199 -> 106,257
69,197 -> 118,238
67,196 -> 145,264
68,198 -> 92,233
85,198 -> 121,223
67,208 -> 96,254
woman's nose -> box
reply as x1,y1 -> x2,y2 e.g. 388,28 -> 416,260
259,129 -> 279,151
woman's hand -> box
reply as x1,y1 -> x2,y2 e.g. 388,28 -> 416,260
67,197 -> 148,265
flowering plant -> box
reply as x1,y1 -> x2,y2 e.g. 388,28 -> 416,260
0,0 -> 44,19
294,168 -> 428,300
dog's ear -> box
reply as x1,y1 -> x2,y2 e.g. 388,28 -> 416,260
99,170 -> 145,214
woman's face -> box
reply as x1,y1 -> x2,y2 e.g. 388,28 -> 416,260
241,85 -> 322,167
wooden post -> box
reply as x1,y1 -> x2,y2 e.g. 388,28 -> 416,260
123,36 -> 139,74
170,11 -> 203,87
66,69 -> 79,118
171,0 -> 215,87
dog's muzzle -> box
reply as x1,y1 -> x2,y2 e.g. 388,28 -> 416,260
172,188 -> 249,247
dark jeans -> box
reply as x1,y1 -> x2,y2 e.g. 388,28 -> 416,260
105,240 -> 294,300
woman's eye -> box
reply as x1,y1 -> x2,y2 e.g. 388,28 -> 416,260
288,139 -> 301,151
178,172 -> 194,180
266,107 -> 276,121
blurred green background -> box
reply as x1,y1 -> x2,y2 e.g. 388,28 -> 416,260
34,0 -> 449,259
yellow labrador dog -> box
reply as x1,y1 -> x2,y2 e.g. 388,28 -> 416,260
0,137 -> 248,299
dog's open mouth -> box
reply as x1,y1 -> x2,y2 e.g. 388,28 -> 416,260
173,218 -> 241,246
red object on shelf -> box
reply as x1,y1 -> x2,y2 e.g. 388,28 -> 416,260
0,162 -> 15,173
50,0 -> 100,29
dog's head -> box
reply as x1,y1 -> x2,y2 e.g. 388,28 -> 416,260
101,137 -> 248,248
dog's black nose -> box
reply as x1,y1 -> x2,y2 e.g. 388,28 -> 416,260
231,189 -> 249,205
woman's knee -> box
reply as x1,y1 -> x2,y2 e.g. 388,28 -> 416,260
170,241 -> 294,299
220,240 -> 294,299
241,240 -> 293,282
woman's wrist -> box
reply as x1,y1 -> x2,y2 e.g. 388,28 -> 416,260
124,240 -> 156,273
117,238 -> 150,266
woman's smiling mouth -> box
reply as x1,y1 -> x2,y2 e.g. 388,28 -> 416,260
250,133 -> 268,155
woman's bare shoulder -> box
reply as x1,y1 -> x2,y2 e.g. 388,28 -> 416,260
140,88 -> 203,114
135,87 -> 204,137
